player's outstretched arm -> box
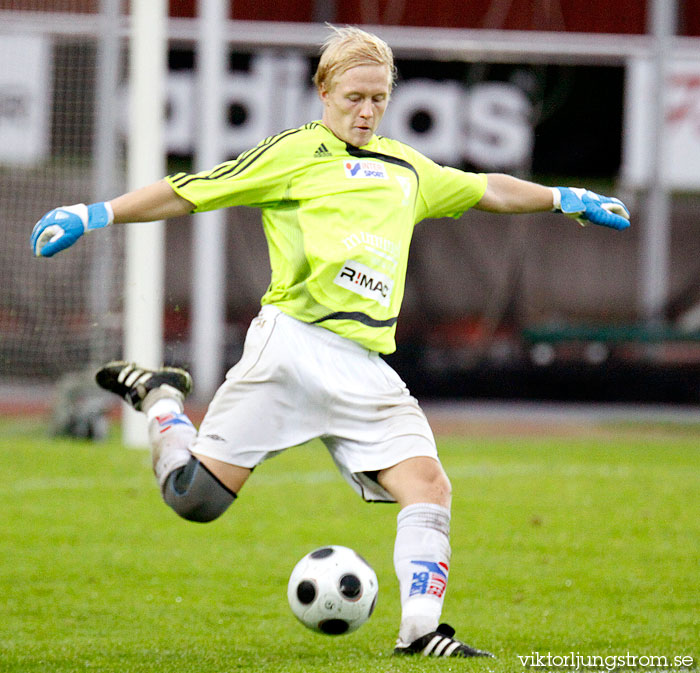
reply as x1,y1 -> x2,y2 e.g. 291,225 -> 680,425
31,180 -> 194,258
474,173 -> 630,231
109,180 -> 194,224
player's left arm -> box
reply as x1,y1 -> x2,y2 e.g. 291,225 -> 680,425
474,173 -> 630,231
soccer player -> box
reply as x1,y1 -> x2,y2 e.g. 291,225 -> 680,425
31,26 -> 630,657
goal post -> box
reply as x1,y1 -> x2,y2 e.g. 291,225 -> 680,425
191,0 -> 229,401
122,0 -> 168,447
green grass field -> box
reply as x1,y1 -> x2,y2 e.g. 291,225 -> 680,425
1,415 -> 698,672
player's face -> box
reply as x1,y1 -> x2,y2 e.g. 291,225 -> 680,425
320,64 -> 391,147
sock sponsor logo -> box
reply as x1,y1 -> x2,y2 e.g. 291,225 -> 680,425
409,560 -> 449,598
155,413 -> 192,434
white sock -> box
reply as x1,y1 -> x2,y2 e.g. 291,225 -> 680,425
145,396 -> 182,421
394,502 -> 451,646
145,396 -> 196,488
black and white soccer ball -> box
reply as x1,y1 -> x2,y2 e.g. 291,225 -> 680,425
287,545 -> 379,636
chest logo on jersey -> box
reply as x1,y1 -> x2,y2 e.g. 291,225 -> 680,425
343,159 -> 388,180
334,260 -> 393,307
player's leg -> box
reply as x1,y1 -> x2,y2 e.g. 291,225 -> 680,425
148,394 -> 250,522
321,347 -> 492,657
367,453 -> 452,646
328,446 -> 491,656
375,455 -> 492,657
377,458 -> 451,641
376,457 -> 456,649
95,361 -> 246,522
96,308 -> 330,522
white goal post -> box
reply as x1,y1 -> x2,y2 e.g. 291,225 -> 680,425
122,0 -> 167,446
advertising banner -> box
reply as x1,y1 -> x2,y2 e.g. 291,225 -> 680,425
151,50 -> 624,177
623,57 -> 700,190
0,35 -> 51,165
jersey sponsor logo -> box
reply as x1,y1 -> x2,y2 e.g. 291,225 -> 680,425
341,231 -> 400,267
334,260 -> 393,307
409,560 -> 449,599
343,159 -> 388,180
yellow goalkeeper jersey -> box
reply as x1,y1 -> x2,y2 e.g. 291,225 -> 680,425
166,121 -> 487,354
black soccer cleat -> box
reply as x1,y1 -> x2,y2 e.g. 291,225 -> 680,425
95,361 -> 193,411
394,623 -> 494,658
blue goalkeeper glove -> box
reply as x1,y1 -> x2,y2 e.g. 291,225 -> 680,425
552,187 -> 630,231
31,202 -> 113,258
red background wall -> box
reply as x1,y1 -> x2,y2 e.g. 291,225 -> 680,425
6,1 -> 700,36
167,0 -> 700,36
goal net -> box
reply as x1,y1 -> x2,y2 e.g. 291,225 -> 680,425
0,6 -> 125,384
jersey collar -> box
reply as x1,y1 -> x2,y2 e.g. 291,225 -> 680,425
316,121 -> 380,151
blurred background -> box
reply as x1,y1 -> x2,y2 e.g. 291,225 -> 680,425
1,0 -> 699,425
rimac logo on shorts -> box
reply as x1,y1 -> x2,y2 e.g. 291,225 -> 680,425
343,159 -> 388,179
334,260 -> 393,307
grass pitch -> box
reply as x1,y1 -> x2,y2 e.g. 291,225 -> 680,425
1,414 -> 698,672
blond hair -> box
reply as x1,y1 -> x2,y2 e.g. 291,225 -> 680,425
313,25 -> 397,93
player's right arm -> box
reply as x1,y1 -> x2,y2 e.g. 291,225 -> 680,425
110,179 -> 193,224
31,124 -> 306,258
31,180 -> 193,258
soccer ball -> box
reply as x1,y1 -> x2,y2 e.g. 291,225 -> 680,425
287,545 -> 379,636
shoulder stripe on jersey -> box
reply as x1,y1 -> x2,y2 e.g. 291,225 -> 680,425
169,130 -> 292,187
170,126 -> 307,188
311,311 -> 398,329
223,127 -> 305,179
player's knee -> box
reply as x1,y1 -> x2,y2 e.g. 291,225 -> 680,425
378,456 -> 452,508
162,457 -> 236,523
414,460 -> 452,506
433,471 -> 452,503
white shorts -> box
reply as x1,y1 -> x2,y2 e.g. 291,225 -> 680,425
190,305 -> 438,502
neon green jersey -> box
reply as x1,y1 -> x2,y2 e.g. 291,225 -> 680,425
166,122 -> 487,354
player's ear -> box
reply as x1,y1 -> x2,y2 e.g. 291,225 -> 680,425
319,76 -> 336,106
318,83 -> 329,105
